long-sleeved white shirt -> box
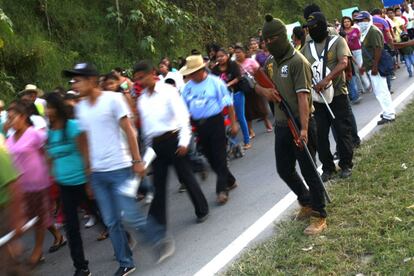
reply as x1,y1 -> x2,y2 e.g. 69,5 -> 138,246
137,81 -> 192,148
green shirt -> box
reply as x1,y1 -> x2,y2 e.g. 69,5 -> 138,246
267,48 -> 313,124
362,26 -> 384,72
400,45 -> 414,56
0,147 -> 19,207
301,35 -> 351,96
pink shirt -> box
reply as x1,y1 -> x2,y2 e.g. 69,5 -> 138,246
346,28 -> 361,51
241,58 -> 260,75
6,127 -> 50,192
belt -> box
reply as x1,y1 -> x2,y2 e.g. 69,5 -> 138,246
193,113 -> 222,126
152,130 -> 178,144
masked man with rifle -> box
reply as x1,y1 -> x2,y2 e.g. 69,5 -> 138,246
254,15 -> 327,235
301,12 -> 355,182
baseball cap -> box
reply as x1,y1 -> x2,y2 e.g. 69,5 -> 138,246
62,62 -> 99,78
304,12 -> 327,28
354,11 -> 371,21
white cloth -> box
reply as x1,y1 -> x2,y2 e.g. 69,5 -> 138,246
352,49 -> 371,90
138,81 -> 191,148
158,71 -> 185,91
368,71 -> 395,120
75,92 -> 132,172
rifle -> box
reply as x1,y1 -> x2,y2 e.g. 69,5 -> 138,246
254,68 -> 332,203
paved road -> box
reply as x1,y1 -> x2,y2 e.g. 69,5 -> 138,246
29,69 -> 414,276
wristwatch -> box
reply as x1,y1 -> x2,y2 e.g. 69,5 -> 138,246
131,160 -> 143,164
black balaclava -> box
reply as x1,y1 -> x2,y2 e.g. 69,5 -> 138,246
307,12 -> 329,43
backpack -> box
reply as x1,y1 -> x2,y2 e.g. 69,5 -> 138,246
309,35 -> 339,104
361,45 -> 394,77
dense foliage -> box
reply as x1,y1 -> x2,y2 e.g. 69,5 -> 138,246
0,0 -> 381,101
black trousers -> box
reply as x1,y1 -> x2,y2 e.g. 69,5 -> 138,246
194,114 -> 236,194
314,94 -> 354,173
149,134 -> 209,226
275,118 -> 327,217
60,184 -> 97,270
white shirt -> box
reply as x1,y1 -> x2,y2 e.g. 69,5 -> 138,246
138,81 -> 191,148
158,71 -> 185,91
75,92 -> 132,172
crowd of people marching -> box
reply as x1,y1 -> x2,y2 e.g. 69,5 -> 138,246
1,2 -> 414,276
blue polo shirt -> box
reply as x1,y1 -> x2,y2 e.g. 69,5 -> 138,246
181,74 -> 233,120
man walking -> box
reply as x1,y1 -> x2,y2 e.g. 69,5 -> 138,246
133,60 -> 209,228
254,15 -> 327,235
355,11 -> 396,125
301,12 -> 355,181
180,55 -> 239,205
64,62 -> 173,276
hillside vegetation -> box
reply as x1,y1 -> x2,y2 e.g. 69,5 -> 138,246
0,0 -> 381,100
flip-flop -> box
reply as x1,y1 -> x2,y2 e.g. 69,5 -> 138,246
48,236 -> 67,253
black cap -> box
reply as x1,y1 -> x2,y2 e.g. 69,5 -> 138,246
304,12 -> 327,28
62,62 -> 99,78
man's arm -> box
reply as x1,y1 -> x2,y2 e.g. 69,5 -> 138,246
297,92 -> 310,144
119,116 -> 145,177
77,132 -> 90,175
371,47 -> 382,75
314,56 -> 348,92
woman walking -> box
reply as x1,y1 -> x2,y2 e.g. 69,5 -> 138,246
234,44 -> 273,139
212,48 -> 251,149
5,100 -> 65,267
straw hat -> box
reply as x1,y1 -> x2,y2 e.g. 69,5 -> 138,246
19,84 -> 44,97
179,55 -> 206,76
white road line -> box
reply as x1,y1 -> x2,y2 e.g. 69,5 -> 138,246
194,82 -> 414,276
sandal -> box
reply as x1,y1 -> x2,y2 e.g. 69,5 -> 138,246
48,235 -> 67,253
97,230 -> 109,241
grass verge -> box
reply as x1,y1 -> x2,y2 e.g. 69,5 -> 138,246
226,102 -> 414,275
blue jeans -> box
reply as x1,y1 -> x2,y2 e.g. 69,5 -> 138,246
403,54 -> 414,76
91,167 -> 166,267
348,76 -> 360,102
233,91 -> 249,144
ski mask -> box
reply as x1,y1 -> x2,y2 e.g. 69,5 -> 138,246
262,15 -> 293,62
306,12 -> 329,43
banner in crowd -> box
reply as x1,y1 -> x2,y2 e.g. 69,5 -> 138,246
342,7 -> 358,18
382,0 -> 404,7
286,21 -> 301,40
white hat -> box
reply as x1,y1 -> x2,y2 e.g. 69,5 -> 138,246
179,55 -> 206,76
19,84 -> 44,97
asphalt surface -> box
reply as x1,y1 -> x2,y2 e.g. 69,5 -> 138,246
27,68 -> 414,276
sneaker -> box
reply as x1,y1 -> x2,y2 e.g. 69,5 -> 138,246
351,96 -> 362,105
85,216 -> 96,228
178,183 -> 187,193
391,75 -> 397,80
217,191 -> 229,205
340,168 -> 352,179
144,192 -> 154,205
227,182 -> 238,191
113,267 -> 136,276
295,206 -> 313,221
196,213 -> 209,223
156,238 -> 175,264
304,216 -> 327,236
321,171 -> 334,182
74,268 -> 91,276
377,118 -> 395,125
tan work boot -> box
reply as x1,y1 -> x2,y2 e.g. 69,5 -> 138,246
304,216 -> 327,236
295,206 -> 313,221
